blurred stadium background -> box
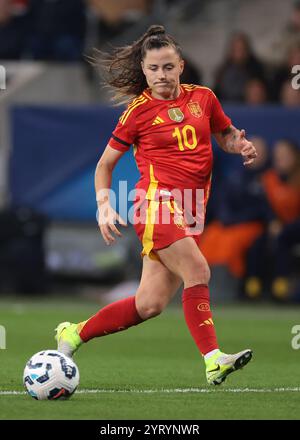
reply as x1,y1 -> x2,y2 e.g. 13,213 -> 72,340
0,0 -> 300,420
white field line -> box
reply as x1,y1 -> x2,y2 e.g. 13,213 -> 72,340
1,387 -> 300,396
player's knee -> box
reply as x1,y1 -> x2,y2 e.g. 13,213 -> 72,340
136,301 -> 165,320
183,258 -> 211,285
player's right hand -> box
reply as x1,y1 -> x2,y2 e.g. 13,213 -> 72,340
239,129 -> 258,166
97,205 -> 127,245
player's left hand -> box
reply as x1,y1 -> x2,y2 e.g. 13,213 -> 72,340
239,129 -> 258,166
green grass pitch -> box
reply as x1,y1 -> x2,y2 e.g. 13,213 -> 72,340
0,297 -> 300,420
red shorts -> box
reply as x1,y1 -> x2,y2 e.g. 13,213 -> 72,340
133,197 -> 204,260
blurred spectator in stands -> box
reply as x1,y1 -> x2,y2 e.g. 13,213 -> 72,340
280,79 -> 300,106
180,56 -> 203,85
214,32 -> 266,102
271,44 -> 300,102
85,0 -> 152,52
26,0 -> 86,61
271,0 -> 300,66
84,0 -> 154,95
244,77 -> 269,105
200,137 -> 270,282
245,139 -> 300,300
273,218 -> 300,301
0,206 -> 47,294
0,0 -> 29,59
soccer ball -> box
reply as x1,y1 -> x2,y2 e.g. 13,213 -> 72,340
23,350 -> 79,400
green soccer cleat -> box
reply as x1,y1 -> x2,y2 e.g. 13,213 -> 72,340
205,349 -> 253,385
55,321 -> 83,358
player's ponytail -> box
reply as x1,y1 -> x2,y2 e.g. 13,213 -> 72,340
91,25 -> 182,104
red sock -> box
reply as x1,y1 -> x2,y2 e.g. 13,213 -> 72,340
182,284 -> 219,355
79,296 -> 144,342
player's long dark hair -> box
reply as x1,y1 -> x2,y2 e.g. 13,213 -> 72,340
92,25 -> 183,105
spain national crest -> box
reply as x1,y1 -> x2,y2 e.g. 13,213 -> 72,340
168,107 -> 184,123
188,101 -> 202,118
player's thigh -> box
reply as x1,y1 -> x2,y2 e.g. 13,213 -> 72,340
157,236 -> 210,283
135,255 -> 182,314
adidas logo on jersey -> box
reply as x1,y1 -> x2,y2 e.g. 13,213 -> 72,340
152,116 -> 165,125
199,318 -> 214,327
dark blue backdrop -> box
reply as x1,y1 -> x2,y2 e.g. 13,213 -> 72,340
10,104 -> 300,220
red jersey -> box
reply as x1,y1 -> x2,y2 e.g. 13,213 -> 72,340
109,84 -> 231,197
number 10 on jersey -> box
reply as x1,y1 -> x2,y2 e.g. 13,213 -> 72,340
172,124 -> 197,151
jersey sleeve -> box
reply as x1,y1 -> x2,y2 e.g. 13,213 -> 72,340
210,92 -> 231,133
108,107 -> 138,152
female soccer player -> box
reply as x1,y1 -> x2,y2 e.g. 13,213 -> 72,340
56,25 -> 257,385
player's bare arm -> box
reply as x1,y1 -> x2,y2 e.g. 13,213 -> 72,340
95,145 -> 127,245
214,124 -> 258,165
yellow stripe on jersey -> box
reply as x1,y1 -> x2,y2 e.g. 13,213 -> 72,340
143,90 -> 153,100
142,164 -> 159,257
182,83 -> 200,88
142,199 -> 160,257
146,164 -> 159,200
182,84 -> 216,96
127,95 -> 146,109
181,83 -> 197,89
119,97 -> 148,125
119,95 -> 147,124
